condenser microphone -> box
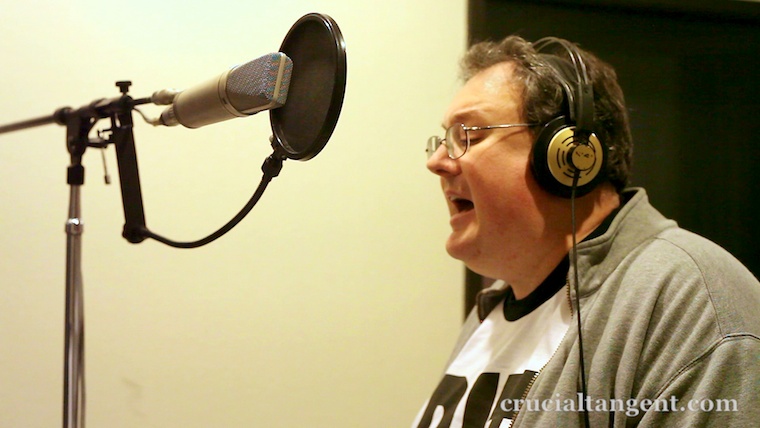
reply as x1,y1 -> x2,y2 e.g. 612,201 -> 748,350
157,52 -> 293,128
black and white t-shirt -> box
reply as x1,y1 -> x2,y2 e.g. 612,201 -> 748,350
413,259 -> 572,428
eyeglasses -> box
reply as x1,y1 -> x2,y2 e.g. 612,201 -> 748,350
426,122 -> 538,159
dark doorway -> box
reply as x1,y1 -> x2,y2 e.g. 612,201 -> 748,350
465,0 -> 760,314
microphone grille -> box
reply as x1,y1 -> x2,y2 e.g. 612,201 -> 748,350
226,53 -> 293,114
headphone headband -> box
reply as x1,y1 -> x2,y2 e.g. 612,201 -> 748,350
534,37 -> 595,134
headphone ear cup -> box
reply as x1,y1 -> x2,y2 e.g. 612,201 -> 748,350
531,116 -> 607,198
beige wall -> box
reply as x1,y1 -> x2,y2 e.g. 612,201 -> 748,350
0,1 -> 466,427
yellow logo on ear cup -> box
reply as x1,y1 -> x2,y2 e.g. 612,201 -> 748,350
570,144 -> 596,171
546,126 -> 603,187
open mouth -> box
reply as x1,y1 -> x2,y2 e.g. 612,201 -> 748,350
451,197 -> 474,213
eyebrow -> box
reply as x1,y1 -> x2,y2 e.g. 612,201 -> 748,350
444,108 -> 489,129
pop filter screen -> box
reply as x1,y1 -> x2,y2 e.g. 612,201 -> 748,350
270,13 -> 347,160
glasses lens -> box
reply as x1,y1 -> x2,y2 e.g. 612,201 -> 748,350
446,123 -> 467,159
426,136 -> 441,159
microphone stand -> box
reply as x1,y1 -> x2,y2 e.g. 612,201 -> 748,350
63,112 -> 88,428
0,82 -> 150,428
1,80 -> 290,426
61,82 -> 151,428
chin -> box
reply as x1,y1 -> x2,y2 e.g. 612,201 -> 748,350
445,236 -> 479,268
445,234 -> 465,258
445,236 -> 506,281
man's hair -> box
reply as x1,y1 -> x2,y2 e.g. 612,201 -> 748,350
461,35 -> 633,192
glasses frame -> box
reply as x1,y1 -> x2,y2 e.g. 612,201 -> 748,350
427,122 -> 539,159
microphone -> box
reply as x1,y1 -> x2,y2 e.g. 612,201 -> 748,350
156,52 -> 293,128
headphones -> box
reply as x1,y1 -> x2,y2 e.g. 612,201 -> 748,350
530,37 -> 608,198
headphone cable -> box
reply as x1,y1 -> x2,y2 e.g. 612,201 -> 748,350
571,170 -> 592,428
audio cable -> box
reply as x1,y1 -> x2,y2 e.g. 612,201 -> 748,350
571,170 -> 592,428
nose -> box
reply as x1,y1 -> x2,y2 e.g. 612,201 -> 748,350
426,144 -> 461,177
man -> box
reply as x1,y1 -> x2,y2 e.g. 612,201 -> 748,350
414,35 -> 760,427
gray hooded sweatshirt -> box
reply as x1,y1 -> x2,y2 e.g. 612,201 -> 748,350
451,188 -> 760,427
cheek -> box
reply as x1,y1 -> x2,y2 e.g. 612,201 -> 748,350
470,159 -> 544,229
471,155 -> 533,202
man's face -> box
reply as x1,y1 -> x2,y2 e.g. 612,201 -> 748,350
427,62 -> 568,282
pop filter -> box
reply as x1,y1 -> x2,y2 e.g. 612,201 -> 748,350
270,13 -> 347,160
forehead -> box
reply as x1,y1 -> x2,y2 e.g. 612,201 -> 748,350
444,62 -> 523,126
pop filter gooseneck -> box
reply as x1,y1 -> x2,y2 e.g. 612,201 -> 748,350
143,13 -> 347,248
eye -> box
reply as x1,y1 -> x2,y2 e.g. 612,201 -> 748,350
446,124 -> 468,147
466,129 -> 488,144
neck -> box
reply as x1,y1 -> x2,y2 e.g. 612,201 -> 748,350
508,185 -> 620,299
